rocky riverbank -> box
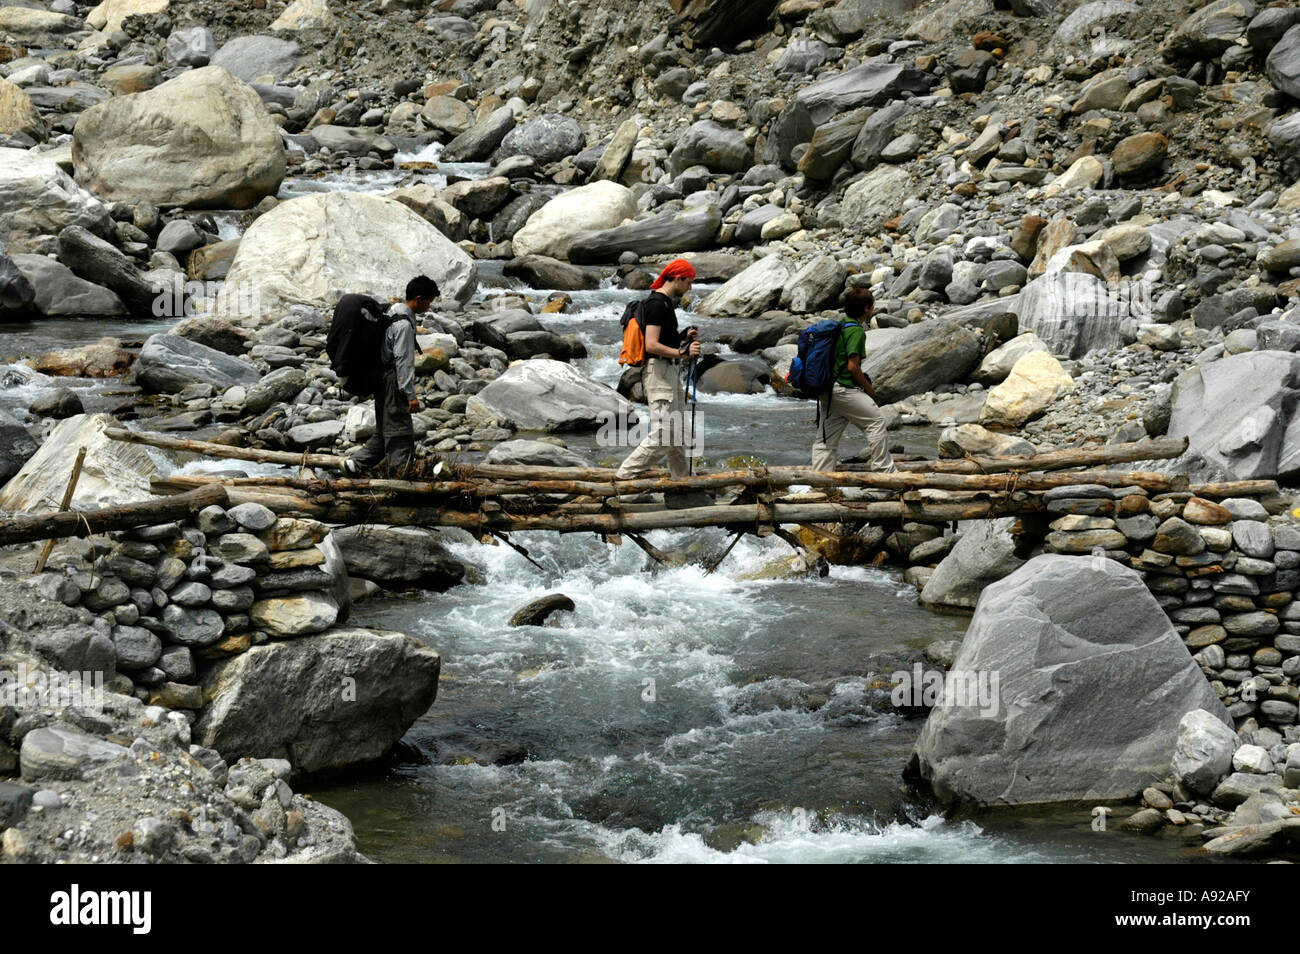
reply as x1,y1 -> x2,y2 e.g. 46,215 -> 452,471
5,0 -> 1300,862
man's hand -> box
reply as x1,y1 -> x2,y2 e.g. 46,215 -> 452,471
847,354 -> 875,398
408,398 -> 420,413
686,340 -> 702,357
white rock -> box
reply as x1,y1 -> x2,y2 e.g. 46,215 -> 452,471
697,255 -> 794,317
216,192 -> 478,325
0,147 -> 112,253
979,350 -> 1074,427
1232,743 -> 1275,775
511,180 -> 638,259
86,0 -> 169,32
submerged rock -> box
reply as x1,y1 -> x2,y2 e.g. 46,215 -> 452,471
509,593 -> 576,626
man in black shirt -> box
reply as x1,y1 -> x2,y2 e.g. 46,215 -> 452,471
616,258 -> 700,479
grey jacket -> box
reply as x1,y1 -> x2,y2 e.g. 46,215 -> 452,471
382,303 -> 417,402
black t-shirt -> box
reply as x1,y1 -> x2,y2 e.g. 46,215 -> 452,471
640,291 -> 680,351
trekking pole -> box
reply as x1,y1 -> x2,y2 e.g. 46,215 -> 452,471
687,356 -> 698,477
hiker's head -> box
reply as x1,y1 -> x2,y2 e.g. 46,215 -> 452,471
844,286 -> 874,321
651,258 -> 696,299
405,275 -> 439,313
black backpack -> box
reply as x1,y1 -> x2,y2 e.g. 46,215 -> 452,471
327,293 -> 388,397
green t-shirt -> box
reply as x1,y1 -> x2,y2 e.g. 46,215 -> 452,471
833,320 -> 865,388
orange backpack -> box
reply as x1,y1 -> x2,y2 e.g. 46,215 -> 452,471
618,300 -> 646,367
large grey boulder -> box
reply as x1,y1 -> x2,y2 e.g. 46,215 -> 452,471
30,623 -> 116,675
135,333 -> 261,394
467,358 -> 636,432
442,105 -> 516,162
1166,350 -> 1300,480
809,0 -> 923,42
216,192 -> 477,324
484,439 -> 587,467
1162,0 -> 1256,59
667,120 -> 751,176
21,726 -> 129,782
209,35 -> 301,82
502,255 -> 600,291
908,555 -> 1230,806
697,255 -> 794,317
862,317 -> 986,404
332,525 -> 465,589
196,628 -> 440,773
567,204 -> 721,264
840,165 -> 910,232
794,57 -> 934,124
56,226 -> 156,313
0,409 -> 38,485
797,108 -> 868,181
0,248 -> 36,316
510,180 -> 637,260
1249,6 -> 1300,53
920,518 -> 1026,609
497,113 -> 585,165
1266,23 -> 1300,100
11,253 -> 125,317
72,67 -> 285,210
166,26 -> 217,66
1016,272 -> 1125,358
0,148 -> 113,254
850,101 -> 910,170
308,124 -> 397,159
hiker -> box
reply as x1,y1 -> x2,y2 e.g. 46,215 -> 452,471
616,258 -> 701,480
343,275 -> 439,474
811,286 -> 897,473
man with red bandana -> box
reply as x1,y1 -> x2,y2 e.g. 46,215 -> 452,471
616,258 -> 701,481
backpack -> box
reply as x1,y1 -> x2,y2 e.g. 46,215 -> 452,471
327,293 -> 387,397
618,299 -> 647,367
786,319 -> 858,398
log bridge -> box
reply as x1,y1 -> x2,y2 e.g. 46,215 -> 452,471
0,431 -> 1284,570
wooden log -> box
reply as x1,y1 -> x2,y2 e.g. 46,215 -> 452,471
1188,480 -> 1281,498
34,446 -> 86,572
0,484 -> 229,546
854,436 -> 1189,474
104,428 -> 345,469
150,466 -> 1186,498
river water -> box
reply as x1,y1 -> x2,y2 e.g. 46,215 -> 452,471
1,145 -> 1217,863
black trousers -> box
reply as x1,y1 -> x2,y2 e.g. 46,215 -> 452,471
353,369 -> 414,470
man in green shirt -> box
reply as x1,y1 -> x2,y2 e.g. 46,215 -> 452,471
812,287 -> 897,472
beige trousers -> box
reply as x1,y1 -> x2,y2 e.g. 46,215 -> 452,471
811,385 -> 896,472
617,357 -> 688,479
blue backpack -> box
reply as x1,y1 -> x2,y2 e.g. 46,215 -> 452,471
787,319 -> 857,397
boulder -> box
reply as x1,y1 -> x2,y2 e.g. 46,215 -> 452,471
442,105 -> 516,162
270,0 -> 338,30
0,76 -> 45,140
863,318 -> 986,404
937,423 -> 1036,459
484,439 -> 587,467
0,413 -> 159,511
1267,23 -> 1300,100
440,176 -> 511,219
591,119 -> 639,182
1161,0 -> 1257,59
0,148 -> 112,254
135,333 -> 261,394
0,409 -> 37,484
1055,0 -> 1138,45
309,124 -> 397,159
386,184 -> 467,242
31,338 -> 134,377
696,356 -> 769,394
840,165 -> 910,232
979,350 -> 1074,427
509,592 -> 575,626
331,525 -> 465,589
196,627 -> 440,773
20,727 -> 129,783
0,248 -> 35,316
216,192 -> 477,324
467,358 -> 636,432
497,113 -> 585,165
1016,272 -> 1127,358
908,555 -> 1230,806
1249,7 -> 1300,53
1171,709 -> 1238,796
850,101 -> 910,171
0,7 -> 82,40
11,253 -> 125,317
166,26 -> 217,66
55,226 -> 157,313
243,366 -> 308,415
502,255 -> 600,291
1111,132 -> 1168,176
249,592 -> 339,637
1167,350 -> 1300,480
781,255 -> 847,314
86,0 -> 169,32
1042,156 -> 1103,197
797,108 -> 869,181
420,95 -> 472,137
567,204 -> 721,264
697,255 -> 794,317
920,517 -> 1025,609
794,57 -> 934,124
510,180 -> 638,260
667,120 -> 751,175
975,331 -> 1049,384
209,35 -> 301,83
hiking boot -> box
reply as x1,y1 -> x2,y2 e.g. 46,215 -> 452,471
342,457 -> 362,476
